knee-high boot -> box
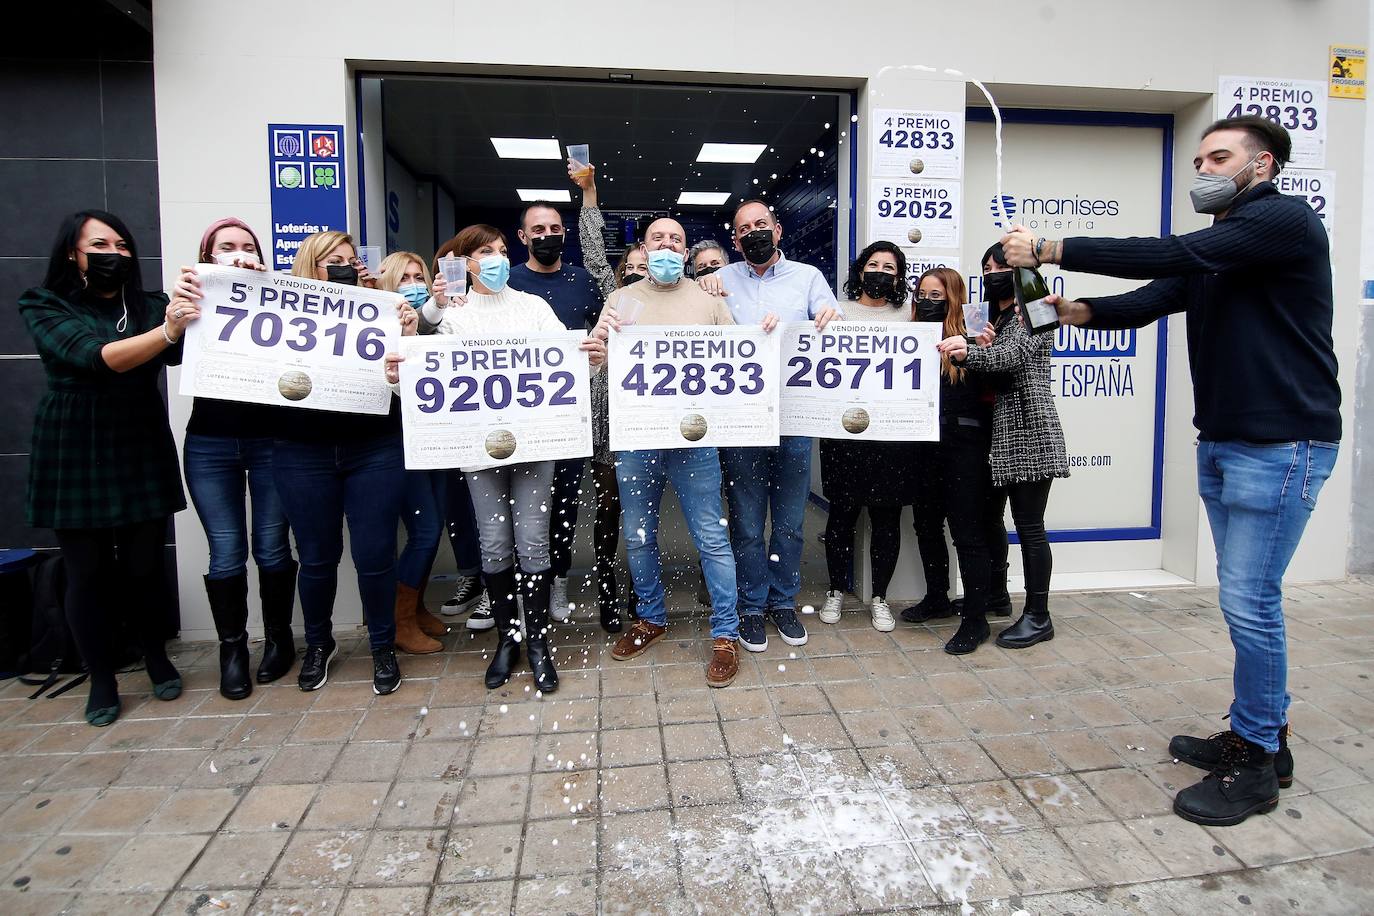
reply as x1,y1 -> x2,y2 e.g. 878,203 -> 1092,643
257,560 -> 298,683
205,574 -> 251,700
522,568 -> 559,693
484,567 -> 522,689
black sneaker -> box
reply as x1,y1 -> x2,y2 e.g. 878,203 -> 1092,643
297,642 -> 337,692
901,593 -> 953,623
441,575 -> 483,616
739,614 -> 768,653
465,594 -> 495,631
765,606 -> 808,646
1170,725 -> 1294,789
1173,739 -> 1280,827
372,647 -> 402,695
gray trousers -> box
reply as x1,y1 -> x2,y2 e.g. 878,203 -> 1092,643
465,461 -> 556,575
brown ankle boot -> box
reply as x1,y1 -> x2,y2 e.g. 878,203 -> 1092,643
413,591 -> 448,639
394,584 -> 443,655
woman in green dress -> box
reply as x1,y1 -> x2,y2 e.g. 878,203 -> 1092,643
19,210 -> 196,726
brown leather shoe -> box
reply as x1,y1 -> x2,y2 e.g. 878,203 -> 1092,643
414,595 -> 448,639
705,637 -> 738,688
611,619 -> 666,661
394,584 -> 443,655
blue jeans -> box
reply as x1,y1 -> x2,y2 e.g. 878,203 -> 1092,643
445,470 -> 482,577
398,470 -> 447,589
1197,439 -> 1338,752
184,433 -> 293,579
273,434 -> 406,651
720,436 -> 812,616
616,448 -> 738,639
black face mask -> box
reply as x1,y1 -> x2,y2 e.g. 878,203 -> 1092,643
695,264 -> 721,278
983,270 -> 1013,302
739,228 -> 777,265
860,270 -> 898,302
529,234 -> 565,267
622,272 -> 644,286
914,297 -> 947,322
83,252 -> 133,292
326,264 -> 360,286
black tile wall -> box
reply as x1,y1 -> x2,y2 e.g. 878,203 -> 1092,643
0,160 -> 108,256
0,359 -> 48,456
0,259 -> 48,353
0,60 -> 103,159
100,61 -> 157,160
106,160 -> 162,257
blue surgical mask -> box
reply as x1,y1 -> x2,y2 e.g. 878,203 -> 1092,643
647,249 -> 684,285
398,283 -> 429,307
476,254 -> 510,292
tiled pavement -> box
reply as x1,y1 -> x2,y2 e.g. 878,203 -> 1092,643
2,578 -> 1373,915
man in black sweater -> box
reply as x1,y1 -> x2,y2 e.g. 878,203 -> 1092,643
999,116 -> 1341,828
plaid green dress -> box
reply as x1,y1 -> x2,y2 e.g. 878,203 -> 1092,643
19,287 -> 186,530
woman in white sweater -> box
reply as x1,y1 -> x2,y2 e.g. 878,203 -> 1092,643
386,224 -> 605,694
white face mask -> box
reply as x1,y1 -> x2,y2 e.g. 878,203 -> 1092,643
214,250 -> 260,267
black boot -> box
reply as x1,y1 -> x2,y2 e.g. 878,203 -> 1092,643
995,591 -> 1054,649
1173,737 -> 1280,827
1170,723 -> 1294,789
205,574 -> 252,700
944,613 -> 990,655
257,561 -> 298,683
901,593 -> 953,624
484,567 -> 522,690
985,563 -> 1013,617
522,569 -> 559,693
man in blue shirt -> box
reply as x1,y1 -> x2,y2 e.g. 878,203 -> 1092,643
508,201 -> 604,621
704,200 -> 840,652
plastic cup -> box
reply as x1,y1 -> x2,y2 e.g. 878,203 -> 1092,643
963,302 -> 990,336
439,254 -> 467,294
567,144 -> 591,177
616,296 -> 645,326
358,246 -> 382,274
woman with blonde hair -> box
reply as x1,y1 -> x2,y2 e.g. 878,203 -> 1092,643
271,231 -> 420,695
376,251 -> 449,653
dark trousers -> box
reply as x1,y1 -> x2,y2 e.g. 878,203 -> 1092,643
825,504 -> 902,597
986,477 -> 1055,597
273,435 -> 405,651
549,458 -> 585,578
444,470 -> 482,577
910,442 -> 950,597
938,424 -> 1000,617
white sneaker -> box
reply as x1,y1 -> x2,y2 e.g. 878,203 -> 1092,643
819,590 -> 843,625
465,593 -> 495,631
550,576 -> 572,622
870,597 -> 895,632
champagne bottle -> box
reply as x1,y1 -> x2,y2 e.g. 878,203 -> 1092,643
1014,266 -> 1060,335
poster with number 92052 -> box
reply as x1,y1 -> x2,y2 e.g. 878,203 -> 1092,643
179,265 -> 401,415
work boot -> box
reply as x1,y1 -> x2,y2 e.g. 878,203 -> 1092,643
394,583 -> 443,655
985,563 -> 1013,617
484,567 -> 523,689
256,561 -> 297,683
1170,723 -> 1294,789
205,574 -> 252,700
995,591 -> 1054,649
522,569 -> 559,693
705,637 -> 739,688
1173,736 -> 1280,827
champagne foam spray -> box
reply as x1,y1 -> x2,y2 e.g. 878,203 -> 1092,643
872,64 -> 1009,231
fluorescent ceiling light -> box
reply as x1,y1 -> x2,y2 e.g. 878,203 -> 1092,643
696,142 -> 767,163
491,137 -> 562,159
517,189 -> 573,202
677,191 -> 732,206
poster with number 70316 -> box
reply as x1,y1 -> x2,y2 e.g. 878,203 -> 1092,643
179,265 -> 402,415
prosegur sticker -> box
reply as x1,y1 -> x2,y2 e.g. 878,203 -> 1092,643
1330,45 -> 1367,99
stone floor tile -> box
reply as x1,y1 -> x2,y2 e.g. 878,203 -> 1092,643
268,829 -> 368,887
439,821 -> 523,882
1057,821 -> 1171,885
301,781 -> 390,830
430,879 -> 515,915
1124,814 -> 1244,878
600,694 -> 658,729
518,816 -> 597,877
528,770 -> 596,820
179,748 -> 273,790
923,740 -> 1004,784
661,721 -> 727,761
7,833 -> 129,891
914,835 -> 1017,905
352,828 -> 444,886
179,830 -> 291,889
158,889 -> 253,915
90,832 -> 210,892
986,828 -> 1095,896
668,758 -> 739,807
377,781 -> 460,829
452,775 -> 530,826
338,885 -> 428,915
711,686 -> 773,720
43,751 -> 138,790
760,849 -> 858,915
733,754 -> 810,802
145,787 -> 239,833
534,731 -> 598,773
219,713 -> 302,749
861,745 -> 940,791
1016,774 -> 1115,826
657,690 -> 716,725
978,734 -> 1062,777
60,890 -> 167,915
600,726 -> 663,768
721,718 -> 788,757
949,779 -> 1047,834
600,763 -> 670,814
896,705 -> 973,742
839,709 -> 908,748
1079,767 -> 1175,819
844,842 -> 939,910
466,733 -> 536,776
779,712 -> 851,751
513,873 -> 597,915
1273,793 -> 1373,854
0,788 -> 97,835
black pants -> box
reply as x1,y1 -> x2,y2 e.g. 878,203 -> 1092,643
910,443 -> 949,597
54,517 -> 173,700
549,458 -> 585,579
938,424 -> 1001,618
825,503 -> 902,598
987,477 -> 1054,597
591,460 -> 629,600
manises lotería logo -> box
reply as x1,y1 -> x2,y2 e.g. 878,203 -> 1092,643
989,193 -> 1121,232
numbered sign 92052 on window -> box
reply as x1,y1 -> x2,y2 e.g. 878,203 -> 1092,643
608,325 -> 781,452
869,178 -> 961,250
179,265 -> 401,414
870,109 -> 965,181
779,322 -> 940,441
1217,76 -> 1327,169
397,332 -> 592,471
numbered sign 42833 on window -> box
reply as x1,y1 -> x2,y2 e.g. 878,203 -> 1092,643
398,332 -> 592,471
870,109 -> 965,181
1217,76 -> 1327,169
779,322 -> 941,441
179,265 -> 401,415
608,325 -> 781,452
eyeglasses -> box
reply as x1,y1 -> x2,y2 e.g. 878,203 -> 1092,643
317,256 -> 362,268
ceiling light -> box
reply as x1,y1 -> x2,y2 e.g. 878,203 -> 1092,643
677,191 -> 732,206
517,189 -> 572,202
491,138 -> 561,159
696,143 -> 767,163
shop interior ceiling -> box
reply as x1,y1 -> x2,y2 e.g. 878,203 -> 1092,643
379,77 -> 843,212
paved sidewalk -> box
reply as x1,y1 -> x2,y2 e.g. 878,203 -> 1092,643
1,578 -> 1372,915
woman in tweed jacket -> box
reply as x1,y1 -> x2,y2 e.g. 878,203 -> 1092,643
941,243 -> 1068,650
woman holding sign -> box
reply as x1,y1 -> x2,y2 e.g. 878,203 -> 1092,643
171,218 -> 300,702
377,251 -> 450,649
817,242 -> 917,632
395,224 -> 607,693
937,244 -> 1069,650
271,231 -> 420,696
20,210 -> 195,725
